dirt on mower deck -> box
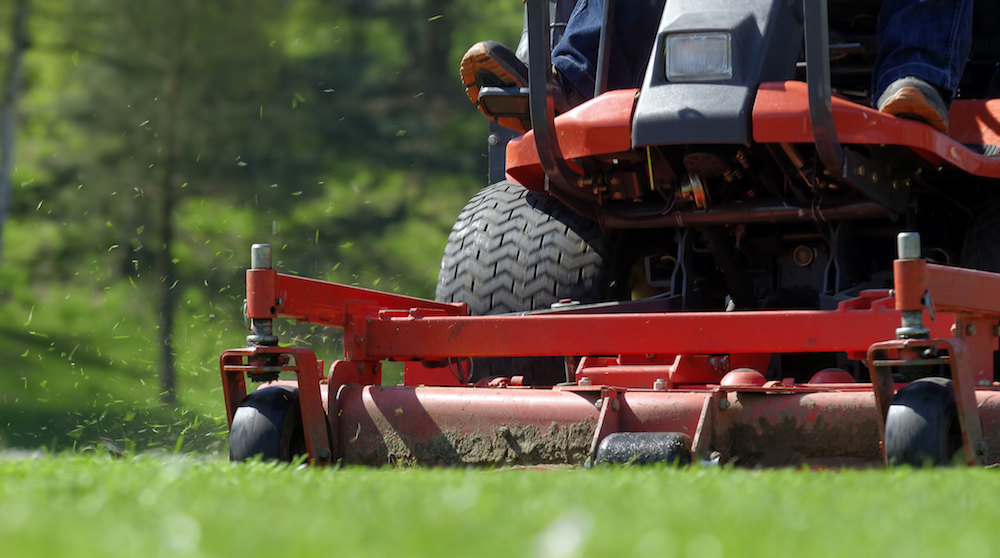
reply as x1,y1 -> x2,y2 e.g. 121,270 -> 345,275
344,419 -> 596,468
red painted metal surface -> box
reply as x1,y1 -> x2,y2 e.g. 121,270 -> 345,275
753,81 -> 1000,178
330,383 -> 900,467
925,263 -> 1000,316
223,242 -> 1000,468
244,270 -> 467,325
505,89 -> 637,188
502,81 -> 1000,194
353,305 -> 954,368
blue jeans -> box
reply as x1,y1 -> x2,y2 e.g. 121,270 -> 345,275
873,0 -> 974,102
550,0 -> 974,104
552,0 -> 665,98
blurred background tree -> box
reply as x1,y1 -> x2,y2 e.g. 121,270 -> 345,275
0,0 -> 523,451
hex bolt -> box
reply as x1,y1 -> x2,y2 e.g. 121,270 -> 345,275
979,379 -> 992,387
611,399 -> 620,412
653,378 -> 667,391
855,165 -> 865,177
966,324 -> 977,336
317,448 -> 333,462
487,133 -> 499,146
595,399 -> 603,410
579,377 -> 592,386
719,398 -> 731,410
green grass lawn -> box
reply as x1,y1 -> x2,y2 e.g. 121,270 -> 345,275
2,455 -> 998,558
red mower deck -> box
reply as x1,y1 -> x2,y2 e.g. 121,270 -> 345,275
221,237 -> 1000,468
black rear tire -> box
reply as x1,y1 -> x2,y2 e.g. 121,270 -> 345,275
435,181 -> 617,385
884,377 -> 963,467
229,385 -> 307,462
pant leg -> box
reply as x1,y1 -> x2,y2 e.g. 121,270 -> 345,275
552,0 -> 666,99
873,0 -> 974,102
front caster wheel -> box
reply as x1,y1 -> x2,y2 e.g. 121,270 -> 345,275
885,377 -> 963,467
229,385 -> 307,462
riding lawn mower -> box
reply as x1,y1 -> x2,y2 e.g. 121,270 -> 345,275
221,0 -> 1000,468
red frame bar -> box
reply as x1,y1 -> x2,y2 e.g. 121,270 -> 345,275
245,270 -> 466,326
353,307 -> 953,364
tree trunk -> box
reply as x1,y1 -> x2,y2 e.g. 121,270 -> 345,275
0,0 -> 30,273
157,55 -> 183,404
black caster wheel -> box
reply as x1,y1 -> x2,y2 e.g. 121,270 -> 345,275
229,385 -> 307,462
885,377 -> 963,467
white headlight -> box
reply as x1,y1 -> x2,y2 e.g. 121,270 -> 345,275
665,32 -> 733,82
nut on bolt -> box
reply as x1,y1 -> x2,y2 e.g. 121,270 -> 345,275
317,448 -> 333,462
719,398 -> 731,410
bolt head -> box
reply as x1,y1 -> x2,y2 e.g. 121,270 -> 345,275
317,448 -> 333,462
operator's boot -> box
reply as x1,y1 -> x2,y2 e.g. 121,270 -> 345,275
877,76 -> 950,133
461,41 -> 531,133
460,41 -> 588,134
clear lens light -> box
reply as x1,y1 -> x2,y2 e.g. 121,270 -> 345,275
665,32 -> 733,82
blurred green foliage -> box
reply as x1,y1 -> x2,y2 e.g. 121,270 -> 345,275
0,0 -> 523,451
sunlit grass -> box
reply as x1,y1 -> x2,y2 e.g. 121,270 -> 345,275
1,455 -> 998,558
